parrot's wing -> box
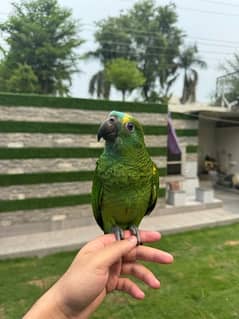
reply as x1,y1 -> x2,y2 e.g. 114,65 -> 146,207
145,162 -> 159,216
92,163 -> 104,230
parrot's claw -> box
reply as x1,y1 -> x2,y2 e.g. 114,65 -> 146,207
112,226 -> 124,241
129,225 -> 142,245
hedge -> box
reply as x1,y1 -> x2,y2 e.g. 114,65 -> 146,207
186,145 -> 198,153
0,188 -> 166,213
0,93 -> 167,113
0,194 -> 91,213
0,147 -> 167,159
0,121 -> 167,135
0,167 -> 167,187
176,129 -> 198,137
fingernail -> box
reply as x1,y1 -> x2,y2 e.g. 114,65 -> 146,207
137,290 -> 145,299
154,278 -> 160,287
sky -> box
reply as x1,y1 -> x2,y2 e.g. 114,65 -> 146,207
1,0 -> 239,103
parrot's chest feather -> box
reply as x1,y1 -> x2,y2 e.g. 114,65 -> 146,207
98,162 -> 150,187
95,151 -> 154,228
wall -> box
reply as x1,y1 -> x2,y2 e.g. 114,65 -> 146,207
198,117 -> 239,175
215,126 -> 239,174
171,112 -> 199,196
198,118 -> 216,173
0,93 -> 168,235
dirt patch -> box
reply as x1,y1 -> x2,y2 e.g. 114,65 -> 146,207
0,306 -> 6,319
224,240 -> 239,247
28,276 -> 58,290
107,293 -> 128,305
213,275 -> 226,282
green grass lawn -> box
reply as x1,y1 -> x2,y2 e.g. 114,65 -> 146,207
1,223 -> 239,319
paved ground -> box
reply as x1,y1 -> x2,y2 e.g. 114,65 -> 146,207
0,187 -> 238,260
1,205 -> 239,260
200,179 -> 239,215
215,189 -> 239,215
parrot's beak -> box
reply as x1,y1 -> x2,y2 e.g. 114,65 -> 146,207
97,116 -> 118,142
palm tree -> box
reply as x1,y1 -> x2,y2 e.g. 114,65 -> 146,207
88,70 -> 111,99
87,15 -> 133,100
177,45 -> 207,104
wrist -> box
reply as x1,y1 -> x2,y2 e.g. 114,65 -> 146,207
23,284 -> 68,319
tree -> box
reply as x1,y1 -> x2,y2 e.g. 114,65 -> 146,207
128,1 -> 183,100
88,70 -> 111,99
6,63 -> 39,93
176,45 -> 207,104
105,58 -> 145,101
89,0 -> 184,101
219,53 -> 239,102
88,14 -> 133,99
0,0 -> 84,95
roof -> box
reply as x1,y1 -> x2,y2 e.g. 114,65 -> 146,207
169,102 -> 229,114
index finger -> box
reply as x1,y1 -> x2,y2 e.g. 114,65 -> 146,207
97,230 -> 161,247
81,230 -> 162,256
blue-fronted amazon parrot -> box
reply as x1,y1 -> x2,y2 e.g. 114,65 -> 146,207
92,111 -> 159,244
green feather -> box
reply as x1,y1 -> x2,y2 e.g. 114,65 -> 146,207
92,111 -> 159,233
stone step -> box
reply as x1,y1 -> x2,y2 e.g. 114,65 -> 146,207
159,199 -> 223,215
0,208 -> 237,260
0,199 -> 223,238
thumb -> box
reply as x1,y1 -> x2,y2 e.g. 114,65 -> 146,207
93,236 -> 137,268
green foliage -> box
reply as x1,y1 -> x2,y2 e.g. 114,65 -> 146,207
0,147 -> 103,159
0,146 -> 167,159
88,70 -> 111,99
0,0 -> 83,95
0,93 -> 167,113
186,145 -> 198,153
94,15 -> 133,64
0,170 -> 167,187
0,194 -> 91,213
158,187 -> 166,198
158,167 -> 167,177
89,0 -> 184,101
176,45 -> 207,104
220,53 -> 239,101
6,63 -> 40,93
0,121 -> 167,135
176,129 -> 198,137
2,224 -> 239,318
130,1 -> 183,100
88,13 -> 134,99
0,171 -> 94,186
0,121 -> 100,134
105,58 -> 145,101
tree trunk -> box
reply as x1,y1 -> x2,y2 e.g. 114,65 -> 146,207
122,90 -> 126,101
190,69 -> 198,103
142,83 -> 149,101
180,72 -> 189,104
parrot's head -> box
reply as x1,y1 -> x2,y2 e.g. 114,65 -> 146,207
97,110 -> 145,150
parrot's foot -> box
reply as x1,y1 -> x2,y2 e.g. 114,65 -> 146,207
129,225 -> 142,245
111,226 -> 124,241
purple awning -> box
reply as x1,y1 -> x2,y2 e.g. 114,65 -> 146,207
168,114 -> 181,155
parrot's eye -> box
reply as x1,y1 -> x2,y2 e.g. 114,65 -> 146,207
126,122 -> 135,132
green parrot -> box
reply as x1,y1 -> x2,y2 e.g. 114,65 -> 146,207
91,110 -> 159,244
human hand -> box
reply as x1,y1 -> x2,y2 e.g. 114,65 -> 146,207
55,230 -> 173,318
24,231 -> 173,319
